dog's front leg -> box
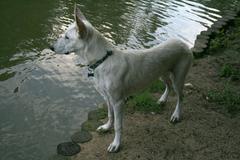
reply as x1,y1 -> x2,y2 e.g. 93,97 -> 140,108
107,100 -> 123,152
97,99 -> 113,132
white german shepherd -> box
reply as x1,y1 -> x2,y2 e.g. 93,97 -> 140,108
51,5 -> 193,152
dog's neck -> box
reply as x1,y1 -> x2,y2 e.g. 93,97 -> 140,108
76,31 -> 116,66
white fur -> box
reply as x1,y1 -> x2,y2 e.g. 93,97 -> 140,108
52,6 -> 193,153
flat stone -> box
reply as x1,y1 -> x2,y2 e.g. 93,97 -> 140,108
194,40 -> 207,49
88,108 -> 107,121
57,142 -> 81,156
211,22 -> 223,30
192,47 -> 204,58
71,130 -> 93,143
216,20 -> 227,26
200,30 -> 211,36
81,120 -> 103,132
197,34 -> 209,41
218,17 -> 229,22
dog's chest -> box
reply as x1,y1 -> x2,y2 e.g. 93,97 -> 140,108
92,75 -> 109,96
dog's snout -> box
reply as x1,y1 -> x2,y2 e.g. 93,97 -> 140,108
49,46 -> 55,51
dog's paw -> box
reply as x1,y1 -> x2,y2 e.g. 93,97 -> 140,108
170,112 -> 180,123
96,124 -> 111,133
107,141 -> 120,153
157,99 -> 166,105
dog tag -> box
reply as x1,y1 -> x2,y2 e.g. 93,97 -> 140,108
88,68 -> 94,77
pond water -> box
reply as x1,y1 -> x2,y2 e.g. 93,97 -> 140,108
0,0 -> 238,159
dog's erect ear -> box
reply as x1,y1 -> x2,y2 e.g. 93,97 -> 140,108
74,4 -> 87,38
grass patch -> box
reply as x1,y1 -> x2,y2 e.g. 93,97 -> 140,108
147,80 -> 165,93
208,17 -> 240,54
127,91 -> 161,113
220,63 -> 240,80
0,71 -> 16,81
207,86 -> 240,116
208,29 -> 227,52
127,80 -> 165,113
88,107 -> 107,121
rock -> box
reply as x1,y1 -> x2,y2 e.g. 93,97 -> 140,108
81,120 -> 103,132
184,83 -> 194,89
194,41 -> 207,49
197,34 -> 209,41
192,45 -> 205,58
71,130 -> 93,143
200,30 -> 212,36
88,108 -> 107,121
211,22 -> 223,30
57,142 -> 81,156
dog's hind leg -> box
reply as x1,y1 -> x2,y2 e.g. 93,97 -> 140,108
170,61 -> 191,122
157,76 -> 171,105
97,96 -> 113,132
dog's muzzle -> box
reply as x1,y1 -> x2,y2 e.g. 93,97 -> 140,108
64,52 -> 70,55
49,46 -> 70,55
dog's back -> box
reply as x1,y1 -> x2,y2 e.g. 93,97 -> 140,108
114,39 -> 192,95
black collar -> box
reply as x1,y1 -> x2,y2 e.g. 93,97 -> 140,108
88,50 -> 113,77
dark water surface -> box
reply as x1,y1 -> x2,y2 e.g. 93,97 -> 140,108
0,0 -> 238,159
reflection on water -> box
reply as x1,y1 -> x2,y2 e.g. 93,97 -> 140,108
0,0 -> 238,159
0,50 -> 102,160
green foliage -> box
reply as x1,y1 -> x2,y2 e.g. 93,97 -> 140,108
208,29 -> 228,52
81,120 -> 103,132
88,107 -> 107,121
220,64 -> 240,80
208,17 -> 240,54
147,80 -> 165,93
126,80 -> 165,113
207,86 -> 240,116
127,91 -> 161,113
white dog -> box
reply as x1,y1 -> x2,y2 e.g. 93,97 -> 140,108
51,5 -> 193,152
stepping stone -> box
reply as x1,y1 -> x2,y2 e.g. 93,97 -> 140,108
218,17 -> 229,22
211,22 -> 223,30
71,130 -> 93,143
88,108 -> 107,121
57,142 -> 81,156
194,39 -> 208,49
192,47 -> 204,58
200,30 -> 211,36
81,120 -> 103,132
197,34 -> 209,41
215,20 -> 227,26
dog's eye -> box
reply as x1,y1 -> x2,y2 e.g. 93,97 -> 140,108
65,35 -> 69,39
